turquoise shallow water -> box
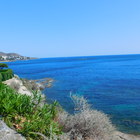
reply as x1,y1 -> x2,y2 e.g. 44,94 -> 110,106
7,54 -> 140,134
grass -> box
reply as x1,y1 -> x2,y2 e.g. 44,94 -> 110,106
0,83 -> 62,140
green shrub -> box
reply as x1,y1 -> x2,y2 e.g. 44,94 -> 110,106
0,69 -> 14,81
0,83 -> 62,139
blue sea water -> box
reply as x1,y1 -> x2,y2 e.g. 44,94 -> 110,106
7,54 -> 140,134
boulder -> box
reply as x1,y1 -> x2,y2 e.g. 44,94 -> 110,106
0,120 -> 25,140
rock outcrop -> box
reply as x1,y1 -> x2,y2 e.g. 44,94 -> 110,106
3,75 -> 33,96
0,120 -> 25,140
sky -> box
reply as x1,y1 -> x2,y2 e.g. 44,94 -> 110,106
0,0 -> 140,58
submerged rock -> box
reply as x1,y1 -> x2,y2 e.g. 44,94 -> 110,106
115,131 -> 140,140
0,120 -> 25,140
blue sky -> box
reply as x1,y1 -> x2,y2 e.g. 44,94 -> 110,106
0,0 -> 140,57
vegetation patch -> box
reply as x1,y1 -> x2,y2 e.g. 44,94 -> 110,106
0,63 -> 14,81
0,83 -> 62,140
57,94 -> 116,140
0,69 -> 14,81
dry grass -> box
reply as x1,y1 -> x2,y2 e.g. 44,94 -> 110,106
57,94 -> 118,140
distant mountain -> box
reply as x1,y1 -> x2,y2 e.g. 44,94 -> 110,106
0,52 -> 7,56
0,52 -> 36,61
0,52 -> 22,57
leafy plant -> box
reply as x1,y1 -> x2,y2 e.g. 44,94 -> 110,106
0,83 -> 62,140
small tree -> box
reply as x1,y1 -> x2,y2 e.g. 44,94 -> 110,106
0,63 -> 8,69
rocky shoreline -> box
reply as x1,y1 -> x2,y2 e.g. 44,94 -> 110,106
3,75 -> 54,96
1,76 -> 140,140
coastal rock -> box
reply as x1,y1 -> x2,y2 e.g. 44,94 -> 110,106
0,120 -> 25,140
3,76 -> 33,96
34,78 -> 54,88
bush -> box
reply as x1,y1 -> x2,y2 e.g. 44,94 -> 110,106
0,83 -> 62,140
58,94 -> 117,140
0,69 -> 14,81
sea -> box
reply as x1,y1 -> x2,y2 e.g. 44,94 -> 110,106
7,54 -> 140,134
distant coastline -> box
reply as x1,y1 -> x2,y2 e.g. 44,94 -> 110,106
0,58 -> 38,63
0,51 -> 37,62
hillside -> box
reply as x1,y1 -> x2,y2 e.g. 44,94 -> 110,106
0,52 -> 36,61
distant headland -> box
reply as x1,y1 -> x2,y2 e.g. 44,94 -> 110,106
0,52 -> 37,62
